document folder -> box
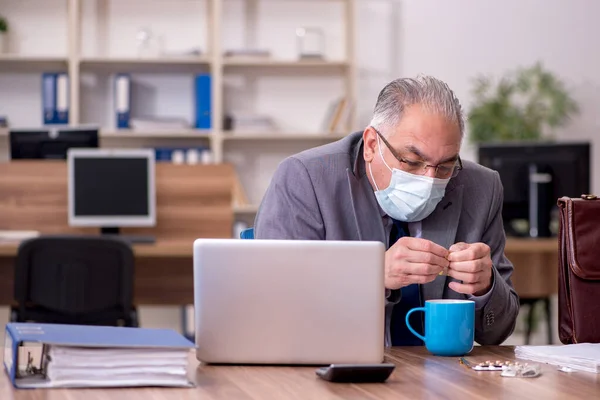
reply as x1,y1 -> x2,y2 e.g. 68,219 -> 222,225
42,72 -> 69,125
114,73 -> 131,129
194,73 -> 211,129
3,322 -> 195,389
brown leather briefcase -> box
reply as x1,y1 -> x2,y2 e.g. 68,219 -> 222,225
557,194 -> 600,344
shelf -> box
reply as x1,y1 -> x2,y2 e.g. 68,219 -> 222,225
0,128 -> 213,140
100,129 -> 213,139
1,129 -> 344,141
223,58 -> 349,69
0,54 -> 68,71
0,55 -> 347,71
234,204 -> 259,215
221,132 -> 347,141
80,56 -> 212,73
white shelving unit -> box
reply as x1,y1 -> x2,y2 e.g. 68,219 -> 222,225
221,131 -> 348,141
0,0 -> 357,219
223,58 -> 350,68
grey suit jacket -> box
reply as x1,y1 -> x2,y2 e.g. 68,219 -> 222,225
254,131 -> 520,346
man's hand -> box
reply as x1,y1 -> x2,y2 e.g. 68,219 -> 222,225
446,242 -> 493,296
385,237 -> 449,290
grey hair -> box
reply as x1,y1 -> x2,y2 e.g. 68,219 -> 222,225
369,75 -> 465,137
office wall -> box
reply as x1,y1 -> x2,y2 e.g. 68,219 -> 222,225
392,0 -> 600,193
1,0 -> 598,195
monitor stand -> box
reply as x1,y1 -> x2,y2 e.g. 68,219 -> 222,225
527,163 -> 553,238
100,227 -> 156,245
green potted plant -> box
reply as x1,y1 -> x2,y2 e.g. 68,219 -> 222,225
467,62 -> 579,144
0,16 -> 7,54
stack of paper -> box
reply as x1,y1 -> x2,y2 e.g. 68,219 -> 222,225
515,343 -> 600,373
45,346 -> 190,387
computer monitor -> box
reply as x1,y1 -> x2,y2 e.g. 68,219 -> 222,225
478,141 -> 591,238
68,148 -> 156,243
10,127 -> 99,160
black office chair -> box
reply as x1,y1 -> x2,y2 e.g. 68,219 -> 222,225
10,235 -> 139,327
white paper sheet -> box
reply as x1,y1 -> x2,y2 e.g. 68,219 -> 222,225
32,345 -> 193,388
515,343 -> 600,373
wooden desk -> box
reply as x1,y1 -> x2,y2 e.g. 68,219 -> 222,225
0,240 -> 196,305
0,237 -> 560,306
504,238 -> 558,298
0,240 -> 193,259
0,347 -> 596,399
0,239 -> 558,305
0,237 -> 558,258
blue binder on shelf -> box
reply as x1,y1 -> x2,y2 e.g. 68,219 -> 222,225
194,73 -> 211,129
42,72 -> 69,125
3,322 -> 195,389
114,73 -> 131,129
154,146 -> 212,164
155,147 -> 174,162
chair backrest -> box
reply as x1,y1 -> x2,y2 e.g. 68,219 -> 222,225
13,235 -> 136,326
240,227 -> 254,239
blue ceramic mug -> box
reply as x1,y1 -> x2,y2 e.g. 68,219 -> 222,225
405,299 -> 475,356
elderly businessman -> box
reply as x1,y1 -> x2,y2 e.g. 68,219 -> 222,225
254,75 -> 519,347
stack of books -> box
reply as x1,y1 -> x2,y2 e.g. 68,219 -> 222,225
4,323 -> 195,388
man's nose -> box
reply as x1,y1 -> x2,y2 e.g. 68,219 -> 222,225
424,166 -> 437,178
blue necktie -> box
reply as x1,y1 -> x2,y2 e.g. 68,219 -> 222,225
389,219 -> 424,346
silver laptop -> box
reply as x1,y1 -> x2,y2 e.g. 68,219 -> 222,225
193,238 -> 385,365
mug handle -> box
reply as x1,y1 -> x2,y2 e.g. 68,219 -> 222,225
405,307 -> 426,342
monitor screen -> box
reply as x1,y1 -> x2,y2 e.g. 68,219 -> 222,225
10,127 -> 99,160
478,141 -> 591,237
68,149 -> 156,228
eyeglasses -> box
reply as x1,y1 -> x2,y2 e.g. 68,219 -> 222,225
372,127 -> 463,179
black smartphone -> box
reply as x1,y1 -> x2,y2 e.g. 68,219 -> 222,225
315,363 -> 396,383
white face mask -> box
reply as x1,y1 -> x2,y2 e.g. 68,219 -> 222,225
369,137 -> 450,222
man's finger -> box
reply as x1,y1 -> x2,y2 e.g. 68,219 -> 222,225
446,268 -> 480,284
449,242 -> 469,253
447,243 -> 488,262
447,248 -> 477,262
402,262 -> 444,276
448,259 -> 484,273
405,251 -> 450,268
402,237 -> 449,259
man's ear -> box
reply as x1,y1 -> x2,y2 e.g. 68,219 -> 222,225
362,127 -> 377,163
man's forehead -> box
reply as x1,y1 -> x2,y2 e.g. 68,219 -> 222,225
391,105 -> 462,140
390,130 -> 461,144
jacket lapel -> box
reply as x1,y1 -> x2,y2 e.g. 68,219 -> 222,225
347,171 -> 386,243
346,134 -> 386,244
420,182 -> 464,301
